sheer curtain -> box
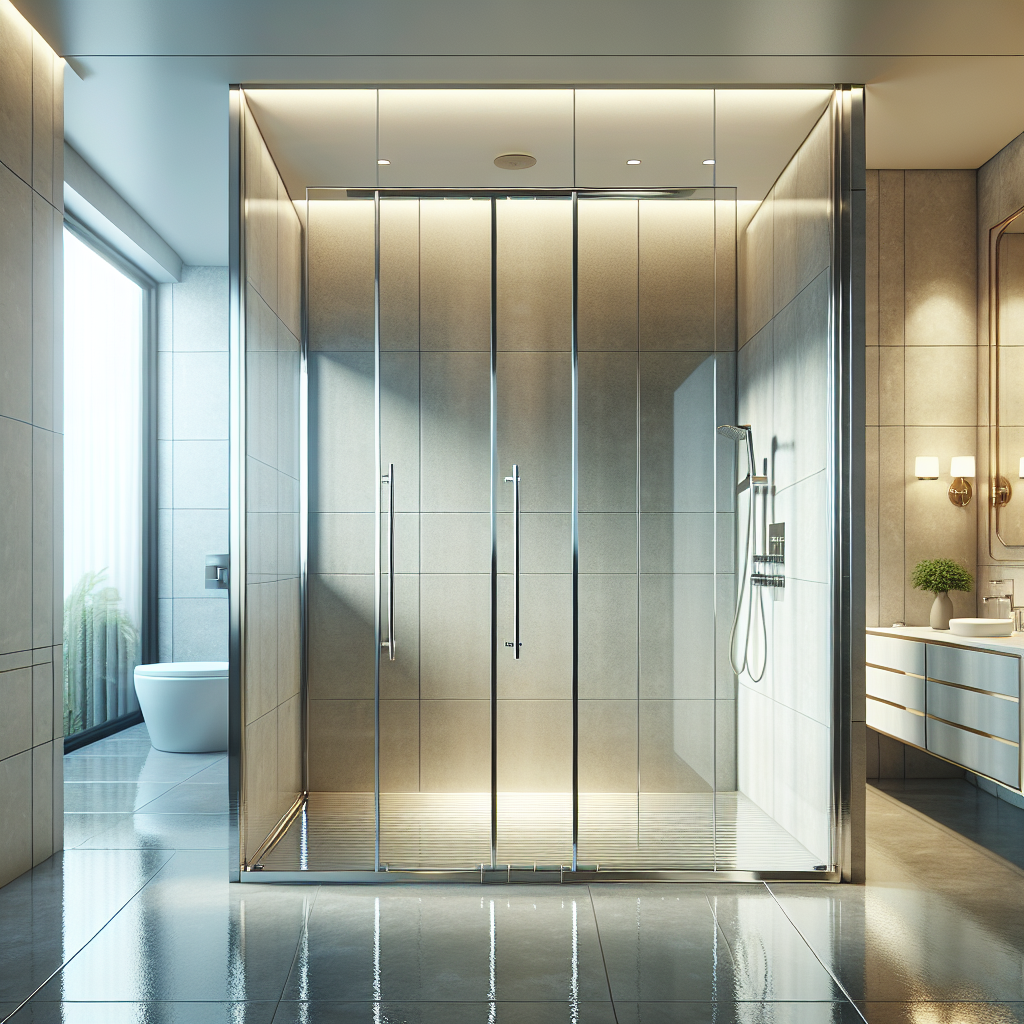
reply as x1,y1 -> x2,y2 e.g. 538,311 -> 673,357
63,229 -> 143,735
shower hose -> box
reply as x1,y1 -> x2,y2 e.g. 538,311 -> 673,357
729,479 -> 768,683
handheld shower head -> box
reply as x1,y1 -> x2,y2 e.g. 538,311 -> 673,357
717,423 -> 756,481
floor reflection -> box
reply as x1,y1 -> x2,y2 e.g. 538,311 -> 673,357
3,730 -> 1024,1023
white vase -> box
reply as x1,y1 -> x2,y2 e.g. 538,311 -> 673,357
930,591 -> 954,630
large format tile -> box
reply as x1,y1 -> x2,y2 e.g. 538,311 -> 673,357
62,751 -> 219,785
280,885 -> 611,1003
858,1004 -> 1024,1024
770,791 -> 1024,1003
0,849 -> 173,1004
62,783 -> 178,814
273,1003 -> 617,1024
32,852 -> 312,1003
590,885 -> 740,1001
707,887 -> 842,1001
615,1005 -> 863,1024
137,784 -> 228,815
8,1001 -> 279,1023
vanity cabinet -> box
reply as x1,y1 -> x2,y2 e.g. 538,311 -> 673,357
866,628 -> 1023,791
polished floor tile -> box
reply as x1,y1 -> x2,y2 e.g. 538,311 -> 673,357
858,1004 -> 1024,1024
32,854 -> 312,1004
614,1004 -> 864,1024
9,727 -> 1024,1024
6,1002 -> 279,1023
281,886 -> 611,1003
589,885 -> 741,1001
272,1002 -> 619,1023
874,780 -> 1024,872
76,812 -> 231,851
0,849 -> 173,1005
62,782 -> 179,813
138,783 -> 229,814
63,752 -> 222,785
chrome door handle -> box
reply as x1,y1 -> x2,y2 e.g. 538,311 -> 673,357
504,464 -> 521,659
381,464 -> 395,661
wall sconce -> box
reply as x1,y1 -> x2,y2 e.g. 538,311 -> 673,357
949,456 -> 975,507
915,457 -> 939,479
992,460 -> 1017,507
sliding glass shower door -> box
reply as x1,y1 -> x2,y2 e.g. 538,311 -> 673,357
377,196 -> 493,869
305,187 -> 735,872
494,197 -> 574,866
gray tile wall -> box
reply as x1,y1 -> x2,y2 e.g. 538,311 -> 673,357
865,169 -> 978,630
156,266 -> 230,663
0,0 -> 64,889
736,109 -> 834,863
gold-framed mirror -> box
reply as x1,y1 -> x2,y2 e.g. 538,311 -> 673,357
990,205 -> 1024,554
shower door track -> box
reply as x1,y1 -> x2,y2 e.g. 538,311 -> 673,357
239,867 -> 839,884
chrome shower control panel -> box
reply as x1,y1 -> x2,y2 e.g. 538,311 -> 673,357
752,523 -> 785,589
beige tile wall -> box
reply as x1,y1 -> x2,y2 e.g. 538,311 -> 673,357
0,0 -> 64,889
865,169 -> 979,629
241,97 -> 303,861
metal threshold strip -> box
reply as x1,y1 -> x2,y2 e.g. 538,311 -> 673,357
240,867 -> 840,884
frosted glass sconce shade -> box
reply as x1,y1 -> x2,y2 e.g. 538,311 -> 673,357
1018,457 -> 1024,479
915,457 -> 939,479
950,456 -> 975,478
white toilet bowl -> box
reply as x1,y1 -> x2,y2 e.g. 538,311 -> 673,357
134,662 -> 229,753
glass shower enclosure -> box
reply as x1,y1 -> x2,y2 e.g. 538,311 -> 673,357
228,86 -> 865,882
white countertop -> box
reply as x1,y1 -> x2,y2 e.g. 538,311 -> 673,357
868,625 -> 1024,657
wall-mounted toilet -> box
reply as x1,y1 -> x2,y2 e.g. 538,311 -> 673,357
134,662 -> 229,753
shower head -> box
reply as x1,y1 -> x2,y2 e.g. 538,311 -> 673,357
717,423 -> 757,481
717,424 -> 749,443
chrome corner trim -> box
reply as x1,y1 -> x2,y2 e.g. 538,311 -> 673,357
227,85 -> 246,882
829,84 -> 866,883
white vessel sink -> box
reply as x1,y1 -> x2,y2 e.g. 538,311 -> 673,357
949,617 -> 1014,637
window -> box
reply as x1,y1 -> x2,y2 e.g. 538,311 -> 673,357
63,227 -> 150,740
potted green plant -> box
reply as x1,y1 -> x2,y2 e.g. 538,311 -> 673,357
911,559 -> 973,630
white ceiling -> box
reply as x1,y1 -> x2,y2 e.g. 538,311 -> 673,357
246,87 -> 832,202
13,0 -> 1023,266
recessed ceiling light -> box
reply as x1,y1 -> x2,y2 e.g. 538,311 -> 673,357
494,153 -> 537,170
377,158 -> 391,166
626,159 -> 642,165
702,159 -> 716,165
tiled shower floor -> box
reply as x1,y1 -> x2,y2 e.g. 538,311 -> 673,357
260,791 -> 820,872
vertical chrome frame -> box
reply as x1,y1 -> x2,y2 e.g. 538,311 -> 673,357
828,85 -> 866,882
300,192 -> 310,798
372,190 -> 382,871
489,196 -> 499,869
227,86 -> 246,881
570,191 -> 580,872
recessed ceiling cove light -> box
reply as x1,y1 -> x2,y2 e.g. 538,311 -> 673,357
702,159 -> 716,165
494,153 -> 537,170
626,159 -> 642,165
377,158 -> 391,165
